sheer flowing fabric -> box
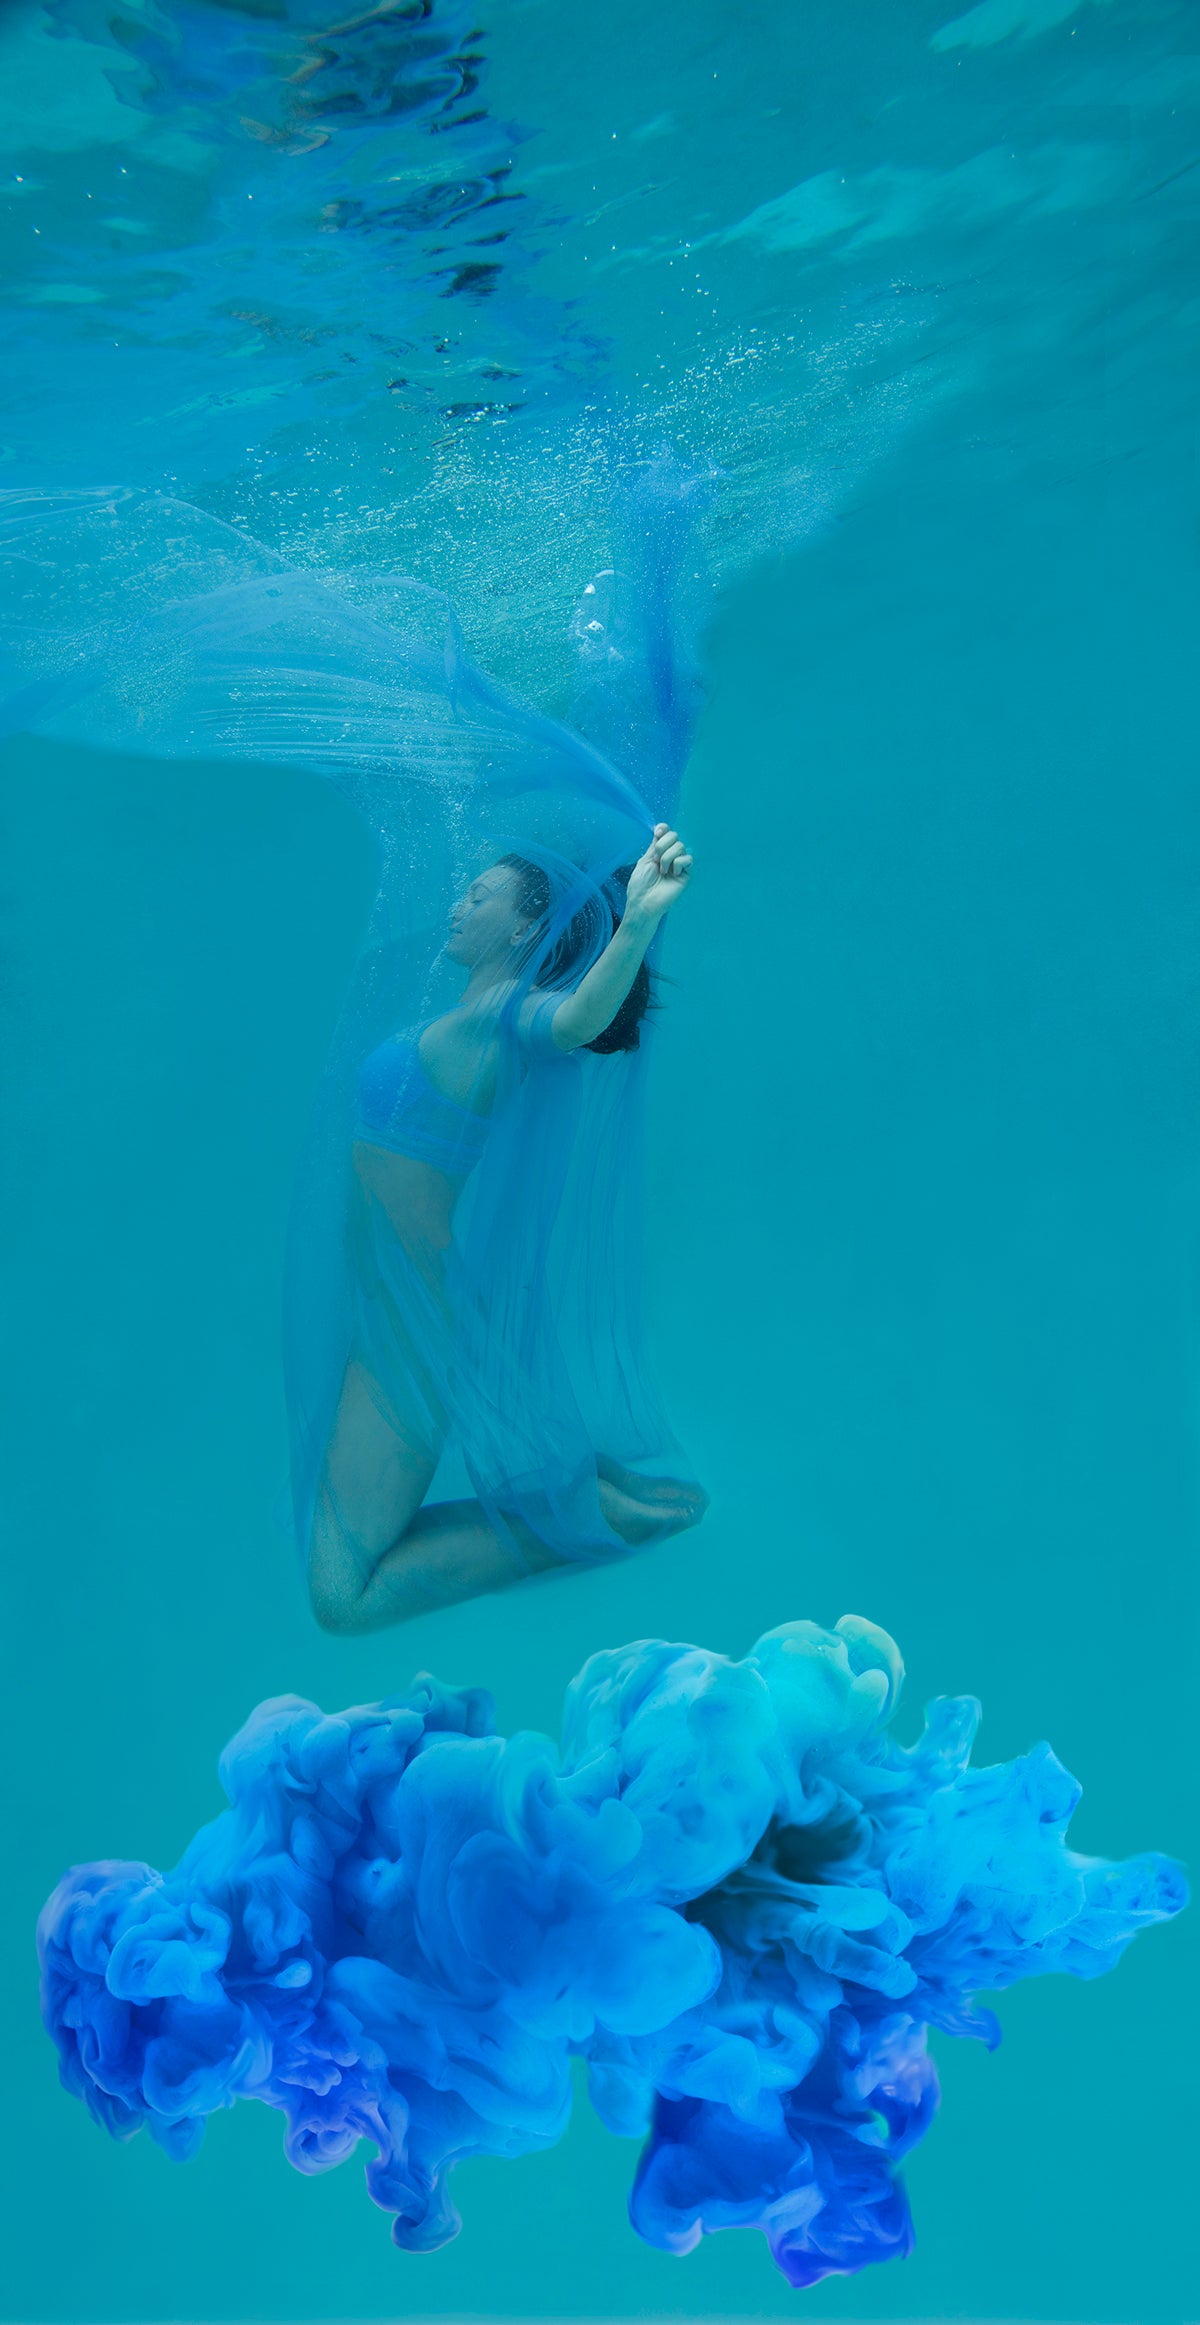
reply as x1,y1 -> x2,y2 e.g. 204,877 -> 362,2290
0,475 -> 705,1577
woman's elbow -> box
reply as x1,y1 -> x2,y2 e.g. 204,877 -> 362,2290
549,1008 -> 586,1053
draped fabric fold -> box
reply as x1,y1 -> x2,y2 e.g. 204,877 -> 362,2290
0,469 -> 706,1574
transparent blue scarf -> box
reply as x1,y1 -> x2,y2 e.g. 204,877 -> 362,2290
0,468 -> 706,1580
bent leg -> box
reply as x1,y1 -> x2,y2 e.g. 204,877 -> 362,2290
308,1360 -> 561,1634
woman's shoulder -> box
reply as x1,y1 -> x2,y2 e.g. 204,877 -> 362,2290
518,986 -> 570,1057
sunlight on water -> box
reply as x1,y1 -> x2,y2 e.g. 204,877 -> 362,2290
6,0 -> 1195,679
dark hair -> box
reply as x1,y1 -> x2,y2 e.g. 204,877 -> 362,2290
498,854 -> 653,1054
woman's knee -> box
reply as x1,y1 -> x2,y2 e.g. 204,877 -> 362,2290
307,1515 -> 371,1635
308,1572 -> 366,1635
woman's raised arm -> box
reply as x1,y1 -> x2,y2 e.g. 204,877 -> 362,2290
542,824 -> 693,1055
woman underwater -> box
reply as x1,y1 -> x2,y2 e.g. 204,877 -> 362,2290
311,822 -> 704,1633
0,482 -> 710,1624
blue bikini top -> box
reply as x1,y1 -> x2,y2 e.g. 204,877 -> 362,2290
355,997 -> 563,1175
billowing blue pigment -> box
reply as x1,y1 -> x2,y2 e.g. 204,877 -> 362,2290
38,1616 -> 1185,2286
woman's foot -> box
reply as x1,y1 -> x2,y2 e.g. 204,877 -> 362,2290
596,1459 -> 709,1547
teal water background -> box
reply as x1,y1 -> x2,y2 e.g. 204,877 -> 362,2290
2,1 -> 1198,2319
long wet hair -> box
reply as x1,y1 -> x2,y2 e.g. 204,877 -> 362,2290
499,855 -> 653,1054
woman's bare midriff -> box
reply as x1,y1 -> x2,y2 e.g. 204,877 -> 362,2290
352,1140 -> 465,1265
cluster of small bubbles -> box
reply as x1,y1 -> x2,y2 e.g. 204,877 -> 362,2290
8,1 -> 965,699
191,290 -> 939,713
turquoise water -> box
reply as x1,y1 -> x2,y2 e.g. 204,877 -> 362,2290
2,1 -> 1197,2319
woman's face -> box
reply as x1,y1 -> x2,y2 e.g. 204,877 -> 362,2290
446,865 -> 530,969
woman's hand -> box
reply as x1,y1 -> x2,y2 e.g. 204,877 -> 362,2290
545,825 -> 692,1051
624,824 -> 694,924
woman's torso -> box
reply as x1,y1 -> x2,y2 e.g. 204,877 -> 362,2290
352,1007 -> 510,1255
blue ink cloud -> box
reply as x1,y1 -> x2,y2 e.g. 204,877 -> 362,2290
39,1617 -> 1185,2286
